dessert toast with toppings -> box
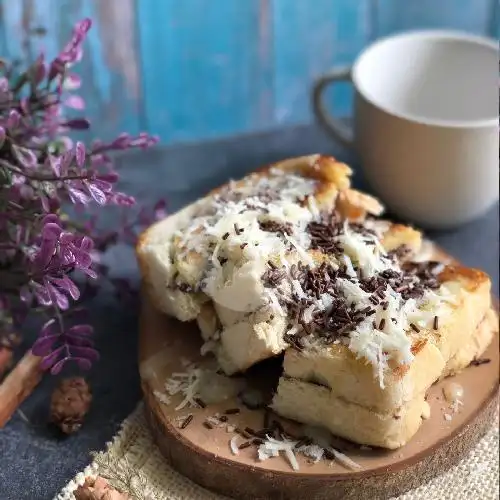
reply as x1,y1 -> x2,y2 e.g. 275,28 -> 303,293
136,154 -> 496,449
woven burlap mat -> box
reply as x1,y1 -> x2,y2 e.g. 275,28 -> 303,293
56,403 -> 499,500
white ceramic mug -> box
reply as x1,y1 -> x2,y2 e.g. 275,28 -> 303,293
312,31 -> 499,229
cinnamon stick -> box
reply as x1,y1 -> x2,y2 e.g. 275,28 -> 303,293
0,347 -> 13,379
0,333 -> 21,379
0,350 -> 43,427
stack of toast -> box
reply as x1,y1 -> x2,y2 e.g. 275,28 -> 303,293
137,155 -> 496,449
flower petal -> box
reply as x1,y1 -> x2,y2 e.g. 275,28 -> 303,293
75,141 -> 86,167
42,222 -> 62,240
32,282 -> 52,306
48,154 -> 61,176
64,95 -> 85,110
82,267 -> 98,279
86,182 -> 107,205
34,238 -> 57,269
49,357 -> 69,375
12,145 -> 37,168
39,345 -> 65,371
50,276 -> 80,300
69,345 -> 99,362
50,284 -> 70,310
67,324 -> 93,337
42,214 -> 60,226
68,187 -> 91,205
40,318 -> 57,337
60,150 -> 74,174
32,334 -> 60,356
79,236 -> 94,253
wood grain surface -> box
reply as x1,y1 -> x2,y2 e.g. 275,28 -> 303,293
0,0 -> 496,143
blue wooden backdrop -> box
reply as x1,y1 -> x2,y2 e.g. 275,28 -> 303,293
0,0 -> 498,144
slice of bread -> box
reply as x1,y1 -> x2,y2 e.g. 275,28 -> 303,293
272,309 -> 497,449
276,266 -> 492,413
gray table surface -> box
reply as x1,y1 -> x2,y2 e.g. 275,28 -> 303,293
0,124 -> 498,500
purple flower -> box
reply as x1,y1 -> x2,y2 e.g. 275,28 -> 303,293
75,141 -> 86,168
26,217 -> 97,310
68,186 -> 91,205
64,95 -> 85,110
6,110 -> 21,129
112,192 -> 136,206
11,145 -> 38,169
32,319 -> 99,374
62,73 -> 81,90
1,16 -> 159,377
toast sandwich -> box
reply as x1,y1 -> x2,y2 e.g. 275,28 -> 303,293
136,155 -> 496,449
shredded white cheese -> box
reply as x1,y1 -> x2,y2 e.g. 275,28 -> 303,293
327,447 -> 362,470
257,435 -> 300,470
163,363 -> 203,411
230,435 -> 240,455
256,434 -> 363,472
296,444 -> 324,463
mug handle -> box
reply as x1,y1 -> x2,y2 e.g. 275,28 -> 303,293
312,67 -> 354,150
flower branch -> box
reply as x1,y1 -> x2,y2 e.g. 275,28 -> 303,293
0,16 -> 161,385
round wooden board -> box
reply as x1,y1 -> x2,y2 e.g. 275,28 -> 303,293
139,248 -> 499,500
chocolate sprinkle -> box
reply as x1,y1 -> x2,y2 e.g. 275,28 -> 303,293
307,218 -> 344,255
259,220 -> 293,236
433,316 -> 439,330
470,358 -> 491,367
194,398 -> 206,408
238,441 -> 252,450
203,421 -> 214,430
410,323 -> 420,333
224,408 -> 240,415
180,414 -> 193,429
236,427 -> 253,439
262,267 -> 286,288
222,232 -> 230,240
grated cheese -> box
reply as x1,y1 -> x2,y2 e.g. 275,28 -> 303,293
230,435 -> 240,455
163,363 -> 203,411
296,444 -> 324,463
256,433 -> 363,472
257,435 -> 300,470
327,447 -> 362,470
